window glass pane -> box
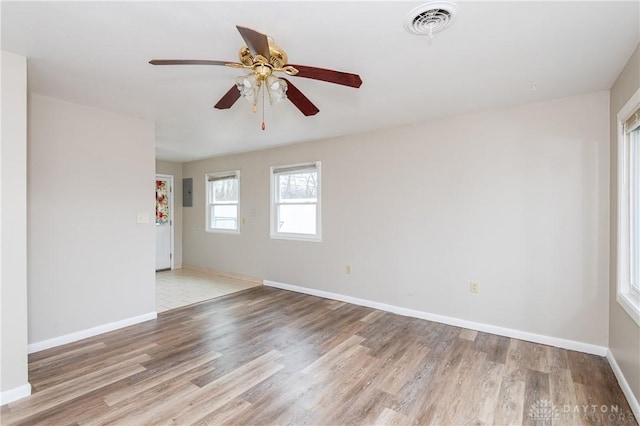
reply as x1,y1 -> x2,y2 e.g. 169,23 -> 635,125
278,172 -> 317,201
155,179 -> 170,225
277,204 -> 316,234
212,205 -> 237,230
213,178 -> 238,202
632,129 -> 639,291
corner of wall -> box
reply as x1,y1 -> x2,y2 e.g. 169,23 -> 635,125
1,50 -> 30,404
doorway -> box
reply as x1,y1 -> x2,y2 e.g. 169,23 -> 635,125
155,174 -> 174,271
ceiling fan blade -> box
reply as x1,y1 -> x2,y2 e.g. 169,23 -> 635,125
149,59 -> 239,66
286,64 -> 362,88
282,79 -> 319,116
236,25 -> 271,59
214,85 -> 241,110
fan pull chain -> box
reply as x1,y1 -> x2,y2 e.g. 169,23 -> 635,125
261,81 -> 266,131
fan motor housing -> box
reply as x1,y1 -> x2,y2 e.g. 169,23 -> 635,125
238,39 -> 288,69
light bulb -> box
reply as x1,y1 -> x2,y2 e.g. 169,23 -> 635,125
266,75 -> 288,105
236,73 -> 260,107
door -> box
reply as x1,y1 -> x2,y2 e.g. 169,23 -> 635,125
156,175 -> 173,271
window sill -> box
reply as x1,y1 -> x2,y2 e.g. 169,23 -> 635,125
617,292 -> 640,326
206,229 -> 240,235
270,233 -> 322,243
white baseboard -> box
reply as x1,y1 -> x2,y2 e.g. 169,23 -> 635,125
183,264 -> 263,285
0,383 -> 31,406
264,280 -> 608,356
607,350 -> 640,420
28,312 -> 157,354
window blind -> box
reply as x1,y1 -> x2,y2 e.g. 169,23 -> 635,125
624,106 -> 640,134
272,163 -> 316,174
207,172 -> 237,182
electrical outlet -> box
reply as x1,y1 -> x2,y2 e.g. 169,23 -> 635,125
345,265 -> 352,274
470,281 -> 479,293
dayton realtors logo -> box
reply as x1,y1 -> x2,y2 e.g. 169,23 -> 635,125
528,399 -> 559,425
528,399 -> 636,425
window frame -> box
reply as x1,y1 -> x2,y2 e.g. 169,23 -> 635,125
616,88 -> 640,326
631,128 -> 640,296
270,161 -> 322,242
205,170 -> 240,234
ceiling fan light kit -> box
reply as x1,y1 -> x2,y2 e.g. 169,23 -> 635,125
235,73 -> 288,110
149,25 -> 362,130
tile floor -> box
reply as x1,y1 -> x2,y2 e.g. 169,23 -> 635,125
156,268 -> 261,312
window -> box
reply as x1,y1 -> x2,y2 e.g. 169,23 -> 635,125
616,89 -> 640,325
206,171 -> 240,233
270,162 -> 321,241
631,127 -> 640,295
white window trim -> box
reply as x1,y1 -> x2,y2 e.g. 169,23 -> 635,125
616,88 -> 640,326
205,170 -> 240,234
270,161 -> 322,242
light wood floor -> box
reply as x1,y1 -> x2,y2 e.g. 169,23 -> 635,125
156,268 -> 260,312
2,287 -> 636,425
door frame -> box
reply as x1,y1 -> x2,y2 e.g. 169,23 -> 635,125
156,174 -> 175,270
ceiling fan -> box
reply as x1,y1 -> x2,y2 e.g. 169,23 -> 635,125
149,25 -> 363,123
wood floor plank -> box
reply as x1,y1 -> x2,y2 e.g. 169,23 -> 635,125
301,334 -> 367,378
405,337 -> 477,423
547,345 -> 570,369
387,354 -> 442,418
506,338 -> 550,382
550,366 -> 581,426
494,379 -> 526,426
231,369 -> 312,424
4,355 -> 149,424
299,347 -> 379,415
457,359 -> 505,425
30,343 -> 158,391
328,387 -> 391,425
376,344 -> 430,395
568,350 -> 595,385
361,309 -> 385,324
28,342 -> 107,372
427,346 -> 487,425
102,349 -> 222,406
373,407 -> 413,425
193,397 -> 253,426
161,350 -> 284,425
97,381 -> 203,425
459,328 -> 478,341
59,364 -> 215,425
474,332 -> 511,364
2,286 -> 634,426
523,369 -> 551,426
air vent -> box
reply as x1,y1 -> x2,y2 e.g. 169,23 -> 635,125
404,1 -> 459,35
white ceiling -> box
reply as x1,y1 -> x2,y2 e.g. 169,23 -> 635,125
2,1 -> 639,162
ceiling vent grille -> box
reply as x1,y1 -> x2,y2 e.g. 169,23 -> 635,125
404,1 -> 459,35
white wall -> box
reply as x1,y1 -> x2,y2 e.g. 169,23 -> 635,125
1,51 -> 30,403
28,94 -> 156,345
156,160 -> 183,268
609,44 -> 640,403
183,91 -> 610,348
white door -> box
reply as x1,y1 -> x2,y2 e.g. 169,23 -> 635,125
155,175 -> 173,271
